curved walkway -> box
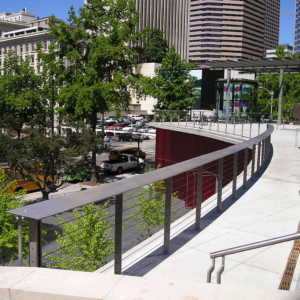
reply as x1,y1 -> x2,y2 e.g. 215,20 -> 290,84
141,125 -> 300,291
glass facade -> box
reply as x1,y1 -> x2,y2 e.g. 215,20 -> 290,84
215,80 -> 259,120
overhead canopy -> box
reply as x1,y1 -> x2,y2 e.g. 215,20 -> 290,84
196,58 -> 300,75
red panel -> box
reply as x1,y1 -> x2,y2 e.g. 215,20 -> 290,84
155,129 -> 252,208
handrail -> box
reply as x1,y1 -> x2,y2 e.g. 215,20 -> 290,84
7,123 -> 274,271
207,232 -> 300,284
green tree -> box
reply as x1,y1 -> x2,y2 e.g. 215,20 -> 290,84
258,45 -> 300,120
150,46 -> 196,112
138,26 -> 169,63
0,51 -> 45,138
42,0 -> 147,183
45,202 -> 113,272
126,164 -> 177,238
0,126 -> 99,200
0,172 -> 29,266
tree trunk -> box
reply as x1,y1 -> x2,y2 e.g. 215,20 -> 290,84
42,190 -> 49,200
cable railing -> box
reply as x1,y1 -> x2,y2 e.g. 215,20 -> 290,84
7,123 -> 273,274
153,110 -> 268,139
207,232 -> 300,284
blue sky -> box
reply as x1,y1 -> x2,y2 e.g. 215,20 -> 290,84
0,0 -> 296,47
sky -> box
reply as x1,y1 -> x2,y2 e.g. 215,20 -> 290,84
0,0 -> 297,47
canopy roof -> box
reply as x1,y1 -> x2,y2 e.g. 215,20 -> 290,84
196,58 -> 300,74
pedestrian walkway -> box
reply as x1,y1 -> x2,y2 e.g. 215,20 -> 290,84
145,125 -> 300,290
98,124 -> 300,294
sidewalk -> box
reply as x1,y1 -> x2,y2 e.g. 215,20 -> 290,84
141,125 -> 300,290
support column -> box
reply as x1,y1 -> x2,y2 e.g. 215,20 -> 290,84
217,158 -> 223,213
243,148 -> 248,189
195,166 -> 203,230
257,141 -> 261,174
29,219 -> 42,267
114,193 -> 123,274
232,153 -> 238,200
18,217 -> 22,266
278,68 -> 284,126
164,178 -> 172,254
226,69 -> 231,120
251,144 -> 256,181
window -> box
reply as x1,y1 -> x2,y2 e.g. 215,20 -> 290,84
31,56 -> 34,63
31,43 -> 35,51
20,45 -> 23,53
0,48 -> 1,55
44,41 -> 47,50
37,66 -> 41,74
25,44 -> 29,52
3,47 -> 6,54
14,45 -> 17,52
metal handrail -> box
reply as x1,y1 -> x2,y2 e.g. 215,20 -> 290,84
207,232 -> 300,284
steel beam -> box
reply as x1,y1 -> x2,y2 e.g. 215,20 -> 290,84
217,158 -> 223,213
29,219 -> 42,267
164,177 -> 172,254
195,166 -> 203,230
114,193 -> 123,274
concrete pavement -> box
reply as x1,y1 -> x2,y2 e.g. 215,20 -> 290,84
98,124 -> 300,294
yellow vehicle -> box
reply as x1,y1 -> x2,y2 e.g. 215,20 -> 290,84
1,168 -> 51,194
109,146 -> 146,160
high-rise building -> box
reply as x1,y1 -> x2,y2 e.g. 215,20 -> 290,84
189,0 -> 280,61
294,0 -> 300,54
134,0 -> 190,61
264,0 -> 280,54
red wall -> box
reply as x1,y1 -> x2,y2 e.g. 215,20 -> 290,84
155,129 -> 250,208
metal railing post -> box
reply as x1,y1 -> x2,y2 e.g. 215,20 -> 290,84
209,119 -> 212,130
295,129 -> 298,147
233,116 -> 236,135
29,219 -> 42,267
243,148 -> 248,189
163,113 -> 165,123
261,139 -> 265,167
257,141 -> 261,174
258,122 -> 260,135
186,113 -> 188,127
251,144 -> 256,181
217,158 -> 223,213
207,258 -> 215,283
232,152 -> 238,200
241,120 -> 244,137
217,256 -> 225,284
249,120 -> 252,138
193,113 -> 195,128
178,113 -> 180,126
163,177 -> 172,254
154,112 -> 157,123
225,117 -> 228,133
18,217 -> 23,266
195,166 -> 203,230
170,112 -> 172,124
217,118 -> 220,132
114,193 -> 123,274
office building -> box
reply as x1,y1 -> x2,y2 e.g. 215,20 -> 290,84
134,0 -> 190,61
189,0 -> 280,61
266,43 -> 293,59
264,0 -> 280,55
294,0 -> 300,54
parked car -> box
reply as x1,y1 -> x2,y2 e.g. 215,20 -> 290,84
122,124 -> 139,132
107,123 -> 130,130
148,128 -> 156,134
132,133 -> 145,141
101,154 -> 144,174
118,132 -> 135,142
138,126 -> 154,133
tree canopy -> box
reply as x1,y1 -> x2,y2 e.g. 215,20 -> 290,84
149,46 -> 196,112
258,45 -> 300,120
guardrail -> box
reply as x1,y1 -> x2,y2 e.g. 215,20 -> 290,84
153,110 -> 265,138
7,124 -> 274,273
207,232 -> 300,284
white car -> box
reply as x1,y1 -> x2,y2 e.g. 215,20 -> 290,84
122,124 -> 139,132
148,128 -> 156,134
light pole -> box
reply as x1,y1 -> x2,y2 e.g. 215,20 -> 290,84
258,87 -> 274,120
